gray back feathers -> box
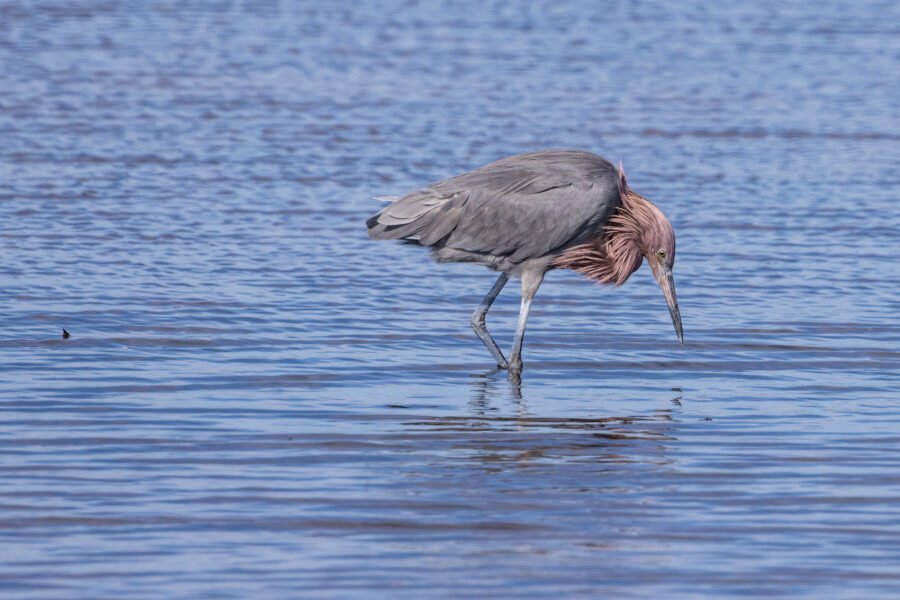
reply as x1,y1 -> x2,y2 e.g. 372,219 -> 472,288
366,149 -> 623,264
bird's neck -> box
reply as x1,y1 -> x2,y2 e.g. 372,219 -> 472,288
552,189 -> 655,286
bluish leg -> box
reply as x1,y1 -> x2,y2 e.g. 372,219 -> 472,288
471,273 -> 509,368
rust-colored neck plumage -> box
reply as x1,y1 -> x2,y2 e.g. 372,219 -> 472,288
552,176 -> 675,286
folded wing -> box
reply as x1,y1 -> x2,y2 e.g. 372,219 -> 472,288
367,150 -> 623,263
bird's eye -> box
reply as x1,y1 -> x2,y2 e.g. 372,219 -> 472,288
657,249 -> 667,261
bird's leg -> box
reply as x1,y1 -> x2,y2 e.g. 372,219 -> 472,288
509,270 -> 545,372
471,273 -> 509,368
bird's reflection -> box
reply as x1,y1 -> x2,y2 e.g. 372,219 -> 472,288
409,369 -> 685,469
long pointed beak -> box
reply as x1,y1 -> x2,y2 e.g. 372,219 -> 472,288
660,267 -> 684,345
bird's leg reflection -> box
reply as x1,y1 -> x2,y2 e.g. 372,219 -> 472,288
468,371 -> 498,415
507,368 -> 523,403
469,368 -> 527,414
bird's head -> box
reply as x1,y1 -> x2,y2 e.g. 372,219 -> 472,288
639,202 -> 683,345
613,163 -> 683,346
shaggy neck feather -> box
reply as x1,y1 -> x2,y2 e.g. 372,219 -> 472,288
553,188 -> 667,286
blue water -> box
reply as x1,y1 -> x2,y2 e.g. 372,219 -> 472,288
1,1 -> 899,597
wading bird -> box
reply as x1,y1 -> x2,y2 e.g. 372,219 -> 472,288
366,149 -> 682,371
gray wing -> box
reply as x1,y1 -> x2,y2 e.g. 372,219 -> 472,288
367,149 -> 623,263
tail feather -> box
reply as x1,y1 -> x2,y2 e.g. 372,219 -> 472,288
366,190 -> 468,245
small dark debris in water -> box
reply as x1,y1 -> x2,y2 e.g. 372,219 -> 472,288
62,329 -> 71,339
387,404 -> 409,409
671,387 -> 682,392
703,417 -> 713,421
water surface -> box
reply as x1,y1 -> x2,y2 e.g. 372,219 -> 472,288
1,1 -> 899,597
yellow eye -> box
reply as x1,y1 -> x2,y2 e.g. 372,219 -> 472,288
657,249 -> 667,261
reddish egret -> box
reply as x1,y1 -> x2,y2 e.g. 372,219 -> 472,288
367,149 -> 682,370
